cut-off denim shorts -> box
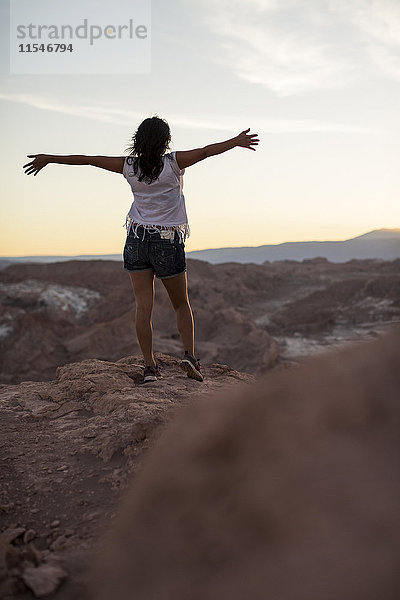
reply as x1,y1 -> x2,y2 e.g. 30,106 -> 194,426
123,225 -> 186,279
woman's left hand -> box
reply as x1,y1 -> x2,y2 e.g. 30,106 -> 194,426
23,154 -> 50,176
235,128 -> 259,151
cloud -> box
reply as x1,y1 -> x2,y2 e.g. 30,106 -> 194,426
332,0 -> 400,80
193,0 -> 400,95
0,92 -> 144,125
0,92 -> 380,133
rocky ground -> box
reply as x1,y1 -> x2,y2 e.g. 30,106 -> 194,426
1,257 -> 399,384
0,353 -> 256,599
237,257 -> 400,358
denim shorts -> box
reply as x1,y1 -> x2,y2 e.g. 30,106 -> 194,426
123,225 -> 186,279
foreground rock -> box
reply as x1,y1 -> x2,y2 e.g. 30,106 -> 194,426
90,325 -> 400,600
0,353 -> 254,598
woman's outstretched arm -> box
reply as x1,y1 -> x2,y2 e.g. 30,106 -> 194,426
23,154 -> 125,176
175,128 -> 259,170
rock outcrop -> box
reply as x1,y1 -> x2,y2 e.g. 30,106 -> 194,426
0,353 -> 254,598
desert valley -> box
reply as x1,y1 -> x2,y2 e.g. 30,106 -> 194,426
1,255 -> 399,384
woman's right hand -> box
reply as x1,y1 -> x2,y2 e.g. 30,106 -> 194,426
235,128 -> 260,151
23,154 -> 50,176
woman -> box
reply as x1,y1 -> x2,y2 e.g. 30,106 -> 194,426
23,116 -> 259,383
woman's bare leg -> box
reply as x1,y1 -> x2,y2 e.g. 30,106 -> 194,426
128,269 -> 156,367
161,272 -> 195,355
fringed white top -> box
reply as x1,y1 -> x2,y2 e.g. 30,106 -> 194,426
122,151 -> 190,244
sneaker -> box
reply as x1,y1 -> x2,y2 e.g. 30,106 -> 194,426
180,352 -> 204,382
143,362 -> 161,383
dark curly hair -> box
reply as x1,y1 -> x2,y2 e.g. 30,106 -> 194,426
125,115 -> 172,184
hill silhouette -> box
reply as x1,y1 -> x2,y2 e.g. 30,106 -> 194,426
0,228 -> 399,267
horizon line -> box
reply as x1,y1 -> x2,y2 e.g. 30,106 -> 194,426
1,227 -> 399,259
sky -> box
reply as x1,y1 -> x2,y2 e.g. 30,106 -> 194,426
1,0 -> 400,256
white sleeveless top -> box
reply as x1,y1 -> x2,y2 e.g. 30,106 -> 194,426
122,151 -> 190,243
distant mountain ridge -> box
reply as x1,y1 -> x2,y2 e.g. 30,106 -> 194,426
0,229 -> 399,267
354,228 -> 400,240
186,229 -> 400,264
